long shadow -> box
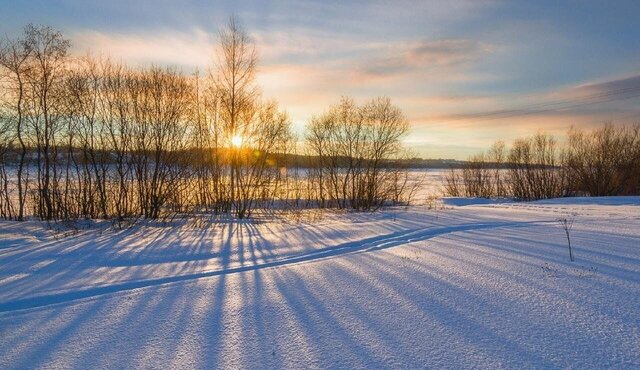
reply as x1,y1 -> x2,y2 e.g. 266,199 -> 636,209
239,222 -> 280,366
0,220 -> 549,312
267,251 -> 557,368
198,221 -> 235,367
0,219 -> 225,301
270,267 -> 377,367
350,254 -> 561,367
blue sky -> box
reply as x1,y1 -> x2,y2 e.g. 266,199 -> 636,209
1,0 -> 639,158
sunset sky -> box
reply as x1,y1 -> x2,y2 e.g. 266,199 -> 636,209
2,0 -> 639,159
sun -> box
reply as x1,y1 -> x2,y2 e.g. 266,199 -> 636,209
231,134 -> 243,148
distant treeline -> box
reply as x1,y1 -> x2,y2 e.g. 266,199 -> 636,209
0,21 -> 417,221
444,123 -> 640,199
0,147 -> 462,169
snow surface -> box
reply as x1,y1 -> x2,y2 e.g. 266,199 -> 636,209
0,197 -> 639,369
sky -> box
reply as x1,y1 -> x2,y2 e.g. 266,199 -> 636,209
1,0 -> 639,159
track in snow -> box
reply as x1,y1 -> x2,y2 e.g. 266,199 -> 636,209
0,220 -> 549,313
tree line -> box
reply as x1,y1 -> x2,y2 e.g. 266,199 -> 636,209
0,20 -> 413,221
444,124 -> 640,199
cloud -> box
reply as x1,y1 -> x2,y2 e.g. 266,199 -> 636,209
69,29 -> 216,69
554,74 -> 640,101
252,30 -> 366,62
256,37 -> 492,96
412,73 -> 640,129
359,39 -> 492,78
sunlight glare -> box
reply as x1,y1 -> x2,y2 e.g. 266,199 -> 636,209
231,134 -> 243,148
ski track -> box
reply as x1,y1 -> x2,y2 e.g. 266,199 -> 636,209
0,220 -> 549,313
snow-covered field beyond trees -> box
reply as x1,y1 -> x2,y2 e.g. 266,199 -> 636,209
1,197 -> 639,369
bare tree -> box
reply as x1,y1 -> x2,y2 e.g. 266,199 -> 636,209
128,66 -> 193,218
362,97 -> 410,208
0,32 -> 33,220
100,60 -> 136,220
488,140 -> 508,197
508,133 -> 565,200
564,123 -> 640,196
23,24 -> 71,220
446,140 -> 508,199
234,100 -> 292,218
214,16 -> 259,215
306,97 -> 409,210
0,100 -> 14,218
443,167 -> 462,197
461,153 -> 493,198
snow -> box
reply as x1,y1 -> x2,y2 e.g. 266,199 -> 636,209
1,197 -> 639,368
441,197 -> 515,207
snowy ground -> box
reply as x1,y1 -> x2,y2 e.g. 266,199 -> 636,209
0,197 -> 639,369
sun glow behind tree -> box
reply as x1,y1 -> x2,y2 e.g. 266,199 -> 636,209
231,134 -> 243,148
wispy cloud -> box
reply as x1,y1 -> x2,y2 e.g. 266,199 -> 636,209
359,39 -> 492,78
70,29 -> 215,69
418,74 -> 640,126
554,74 -> 640,101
